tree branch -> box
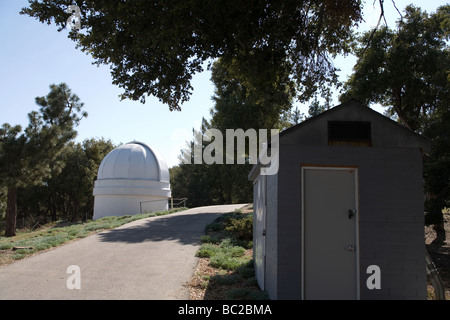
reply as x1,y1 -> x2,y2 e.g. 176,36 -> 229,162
361,0 -> 402,56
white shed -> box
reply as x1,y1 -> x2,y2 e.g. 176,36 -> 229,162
93,141 -> 171,220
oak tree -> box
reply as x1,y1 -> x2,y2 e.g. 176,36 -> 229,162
340,5 -> 450,231
21,0 -> 363,111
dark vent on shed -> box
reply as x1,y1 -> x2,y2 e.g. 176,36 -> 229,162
328,121 -> 372,146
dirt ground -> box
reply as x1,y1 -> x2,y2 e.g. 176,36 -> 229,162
187,205 -> 263,300
425,210 -> 450,299
188,248 -> 256,300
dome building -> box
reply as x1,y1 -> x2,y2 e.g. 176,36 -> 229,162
93,141 -> 171,220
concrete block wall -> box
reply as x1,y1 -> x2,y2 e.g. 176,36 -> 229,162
274,145 -> 426,299
358,147 -> 426,299
265,172 -> 278,299
275,147 -> 303,299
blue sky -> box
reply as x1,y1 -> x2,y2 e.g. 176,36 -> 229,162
0,0 -> 445,167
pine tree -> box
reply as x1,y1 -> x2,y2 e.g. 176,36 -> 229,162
0,83 -> 86,236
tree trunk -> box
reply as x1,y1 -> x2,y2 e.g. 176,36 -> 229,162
5,186 -> 18,237
393,88 -> 414,131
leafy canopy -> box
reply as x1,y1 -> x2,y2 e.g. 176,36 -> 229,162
340,4 -> 449,133
21,0 -> 363,111
340,4 -> 450,227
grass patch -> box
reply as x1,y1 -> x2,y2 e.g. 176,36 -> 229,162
209,249 -> 250,271
0,207 -> 187,266
190,206 -> 268,300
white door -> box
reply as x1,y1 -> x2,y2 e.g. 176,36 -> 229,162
254,175 -> 266,290
302,167 -> 359,299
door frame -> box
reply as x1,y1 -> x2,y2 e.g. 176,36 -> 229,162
300,165 -> 360,299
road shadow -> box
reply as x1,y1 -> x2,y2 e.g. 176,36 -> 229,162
96,211 -> 222,246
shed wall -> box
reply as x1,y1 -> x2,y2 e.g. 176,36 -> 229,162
266,172 -> 278,299
253,176 -> 265,290
276,145 -> 426,299
252,172 -> 278,299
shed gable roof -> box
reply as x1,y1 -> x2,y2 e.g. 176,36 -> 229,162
249,100 -> 432,181
280,99 -> 432,152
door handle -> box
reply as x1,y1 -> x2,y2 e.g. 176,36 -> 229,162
348,209 -> 356,219
345,245 -> 356,252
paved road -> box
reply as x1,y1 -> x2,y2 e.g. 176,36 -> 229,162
0,204 -> 246,300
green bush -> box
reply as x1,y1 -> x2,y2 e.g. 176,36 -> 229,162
193,209 -> 269,300
225,215 -> 253,241
196,237 -> 248,271
200,235 -> 220,244
206,222 -> 224,232
211,273 -> 241,285
196,243 -> 221,258
210,252 -> 250,271
236,260 -> 256,279
0,243 -> 13,250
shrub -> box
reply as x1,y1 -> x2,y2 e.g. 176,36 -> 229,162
200,235 -> 220,244
225,215 -> 253,241
196,243 -> 221,258
236,260 -> 256,279
211,273 -> 241,285
197,238 -> 248,270
226,245 -> 246,258
206,222 -> 224,232
210,252 -> 250,271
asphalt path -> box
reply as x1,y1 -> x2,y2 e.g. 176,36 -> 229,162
0,204 -> 246,300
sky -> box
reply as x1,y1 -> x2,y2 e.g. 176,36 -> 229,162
0,0 -> 446,168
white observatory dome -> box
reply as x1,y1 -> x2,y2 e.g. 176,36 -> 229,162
93,141 -> 171,220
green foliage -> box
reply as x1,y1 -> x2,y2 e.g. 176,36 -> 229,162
211,273 -> 241,285
340,4 -> 450,226
0,83 -> 86,187
340,4 -> 449,133
196,209 -> 253,271
225,215 -> 253,242
21,1 -> 363,111
307,96 -> 328,118
0,83 -> 87,236
209,251 -> 250,271
205,236 -> 250,271
196,238 -> 246,264
170,121 -> 254,208
205,222 -> 225,233
195,209 -> 267,299
171,57 -> 283,207
200,234 -> 220,244
196,243 -> 222,258
209,58 -> 295,131
16,138 -> 115,224
424,102 -> 450,226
